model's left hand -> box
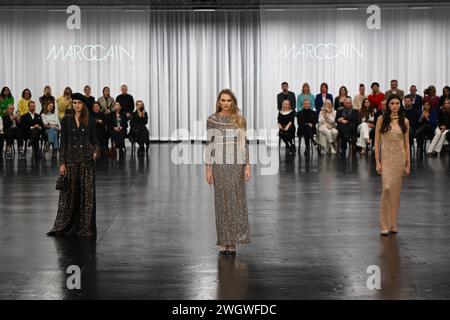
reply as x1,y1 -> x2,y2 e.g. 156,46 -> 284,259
404,164 -> 410,176
245,165 -> 251,183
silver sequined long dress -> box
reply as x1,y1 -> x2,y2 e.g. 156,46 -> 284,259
206,113 -> 250,245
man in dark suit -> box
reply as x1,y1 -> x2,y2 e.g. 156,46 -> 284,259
336,97 -> 360,156
277,82 -> 296,111
2,104 -> 23,159
404,96 -> 419,154
405,85 -> 423,112
296,99 -> 316,154
20,101 -> 43,159
116,84 -> 135,116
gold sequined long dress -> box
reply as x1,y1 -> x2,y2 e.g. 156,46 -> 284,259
375,119 -> 407,232
206,113 -> 250,246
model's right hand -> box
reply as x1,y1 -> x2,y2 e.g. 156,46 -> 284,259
206,166 -> 214,185
376,162 -> 382,175
59,164 -> 66,176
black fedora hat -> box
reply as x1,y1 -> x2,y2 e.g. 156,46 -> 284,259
71,92 -> 86,102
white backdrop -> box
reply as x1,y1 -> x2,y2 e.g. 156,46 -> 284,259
0,9 -> 260,141
1,7 -> 449,140
148,11 -> 260,140
0,9 -> 149,123
260,7 -> 450,133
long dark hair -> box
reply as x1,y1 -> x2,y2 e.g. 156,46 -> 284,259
442,86 -> 450,98
338,85 -> 348,97
380,94 -> 407,134
79,102 -> 89,126
70,100 -> 89,126
360,98 -> 374,120
1,86 -> 12,98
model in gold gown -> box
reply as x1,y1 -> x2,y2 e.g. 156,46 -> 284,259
374,94 -> 410,236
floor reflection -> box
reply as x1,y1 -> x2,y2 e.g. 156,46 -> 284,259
51,236 -> 98,299
377,235 -> 405,299
216,255 -> 249,300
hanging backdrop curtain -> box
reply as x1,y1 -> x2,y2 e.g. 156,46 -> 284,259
0,9 -> 261,141
1,7 -> 449,140
260,7 -> 450,135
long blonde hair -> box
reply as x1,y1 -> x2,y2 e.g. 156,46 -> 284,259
215,89 -> 246,129
215,89 -> 247,153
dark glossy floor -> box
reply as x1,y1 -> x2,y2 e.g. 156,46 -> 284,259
0,143 -> 449,300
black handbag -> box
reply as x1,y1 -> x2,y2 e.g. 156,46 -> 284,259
56,175 -> 68,191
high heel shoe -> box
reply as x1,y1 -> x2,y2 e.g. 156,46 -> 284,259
390,227 -> 399,234
227,245 -> 236,255
380,230 -> 389,236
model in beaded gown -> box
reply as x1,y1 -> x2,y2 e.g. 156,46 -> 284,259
205,89 -> 251,255
374,94 -> 410,236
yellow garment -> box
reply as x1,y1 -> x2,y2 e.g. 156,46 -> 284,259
18,98 -> 31,116
57,96 -> 72,120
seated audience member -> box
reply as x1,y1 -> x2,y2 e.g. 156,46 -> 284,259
108,102 -> 128,157
404,96 -> 420,153
116,84 -> 135,116
18,88 -> 32,116
56,87 -> 73,120
2,104 -> 23,159
405,85 -> 423,111
352,83 -> 368,111
39,85 -> 55,114
447,127 -> 450,148
356,98 -> 375,155
297,99 -> 316,155
91,101 -> 109,152
334,86 -> 351,110
98,86 -> 115,114
439,86 -> 450,108
317,99 -> 338,154
20,100 -> 43,159
41,102 -> 60,157
314,82 -> 333,114
278,99 -> 296,155
0,86 -> 14,118
384,79 -> 405,100
336,97 -> 360,156
297,83 -> 315,111
131,100 -> 151,156
0,116 -> 4,160
368,82 -> 385,111
427,98 -> 450,156
84,85 -> 96,113
277,82 -> 296,112
423,85 -> 440,111
374,99 -> 387,123
415,101 -> 437,154
370,99 -> 387,144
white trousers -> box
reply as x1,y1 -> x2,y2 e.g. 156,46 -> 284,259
427,127 -> 449,153
356,123 -> 372,148
318,126 -> 339,149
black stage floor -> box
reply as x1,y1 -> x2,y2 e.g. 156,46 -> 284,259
0,143 -> 449,299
